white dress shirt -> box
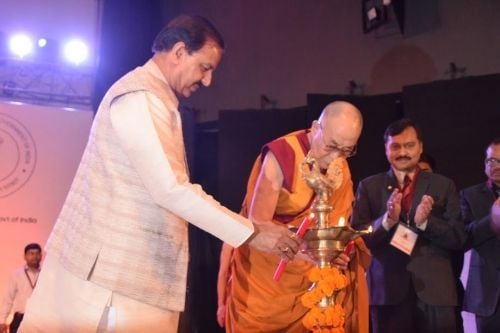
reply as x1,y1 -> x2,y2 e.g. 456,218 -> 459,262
0,266 -> 39,321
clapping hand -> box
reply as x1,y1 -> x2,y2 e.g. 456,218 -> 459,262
386,189 -> 403,228
415,195 -> 434,226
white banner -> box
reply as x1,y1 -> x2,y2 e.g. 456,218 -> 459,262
0,101 -> 93,292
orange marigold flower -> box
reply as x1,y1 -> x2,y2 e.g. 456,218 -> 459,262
302,288 -> 323,306
320,267 -> 336,278
333,274 -> 348,290
309,267 -> 322,282
324,308 -> 334,326
310,306 -> 323,316
302,312 -> 315,329
317,279 -> 335,297
301,292 -> 319,308
331,311 -> 342,327
312,287 -> 324,300
303,266 -> 347,331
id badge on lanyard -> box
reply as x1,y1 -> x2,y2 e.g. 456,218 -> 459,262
390,218 -> 418,255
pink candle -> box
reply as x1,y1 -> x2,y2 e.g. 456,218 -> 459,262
273,215 -> 313,282
344,240 -> 355,256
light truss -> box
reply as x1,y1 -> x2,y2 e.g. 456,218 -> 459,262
0,58 -> 95,108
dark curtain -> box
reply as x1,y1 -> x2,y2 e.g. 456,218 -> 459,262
180,112 -> 225,333
402,74 -> 500,190
218,107 -> 308,212
92,0 -> 166,110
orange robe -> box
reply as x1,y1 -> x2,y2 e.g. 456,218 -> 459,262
226,130 -> 371,333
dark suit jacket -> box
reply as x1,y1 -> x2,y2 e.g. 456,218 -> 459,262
461,182 -> 500,317
351,169 -> 466,307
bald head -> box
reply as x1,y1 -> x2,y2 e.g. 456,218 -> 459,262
318,101 -> 363,137
309,101 -> 363,168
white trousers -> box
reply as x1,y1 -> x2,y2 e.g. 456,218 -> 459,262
19,254 -> 179,333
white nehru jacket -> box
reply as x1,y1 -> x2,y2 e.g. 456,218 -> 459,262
45,60 -> 253,312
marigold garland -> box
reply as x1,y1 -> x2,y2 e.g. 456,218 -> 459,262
301,266 -> 349,333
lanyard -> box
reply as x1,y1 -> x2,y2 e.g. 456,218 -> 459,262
24,268 -> 38,290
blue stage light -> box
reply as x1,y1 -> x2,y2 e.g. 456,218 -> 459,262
62,39 -> 88,65
8,34 -> 34,58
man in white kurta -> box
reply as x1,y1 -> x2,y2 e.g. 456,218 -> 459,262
19,15 -> 298,333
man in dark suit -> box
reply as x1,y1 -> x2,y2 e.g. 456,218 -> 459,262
461,138 -> 500,333
418,151 -> 465,332
352,118 -> 466,333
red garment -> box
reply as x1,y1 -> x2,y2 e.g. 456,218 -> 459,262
401,175 -> 412,215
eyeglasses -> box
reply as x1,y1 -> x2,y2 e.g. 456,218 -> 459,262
485,157 -> 500,167
319,124 -> 357,158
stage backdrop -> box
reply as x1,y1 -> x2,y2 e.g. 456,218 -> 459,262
0,101 -> 93,293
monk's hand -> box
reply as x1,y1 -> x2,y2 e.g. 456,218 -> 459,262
216,303 -> 226,327
332,253 -> 350,271
246,222 -> 300,260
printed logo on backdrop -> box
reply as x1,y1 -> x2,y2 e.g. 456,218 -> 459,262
0,113 -> 37,198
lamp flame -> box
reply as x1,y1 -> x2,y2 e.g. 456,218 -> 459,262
338,217 -> 345,227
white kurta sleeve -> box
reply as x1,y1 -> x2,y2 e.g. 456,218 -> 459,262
109,91 -> 253,247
